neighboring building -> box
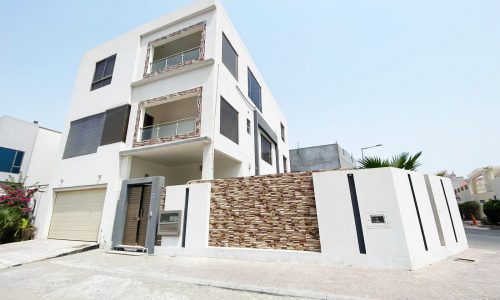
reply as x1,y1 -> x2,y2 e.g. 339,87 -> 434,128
289,143 -> 357,172
454,167 -> 500,202
0,116 -> 61,186
36,0 -> 289,246
453,166 -> 500,216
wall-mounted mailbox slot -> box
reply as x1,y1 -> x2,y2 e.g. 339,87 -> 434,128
367,212 -> 389,228
370,215 -> 385,224
158,210 -> 181,236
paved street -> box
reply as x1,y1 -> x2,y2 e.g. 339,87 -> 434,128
463,223 -> 500,250
0,223 -> 498,300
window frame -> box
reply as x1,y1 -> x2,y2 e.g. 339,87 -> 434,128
260,134 -> 272,165
90,54 -> 116,91
0,146 -> 24,174
283,155 -> 288,173
219,97 -> 239,144
247,68 -> 262,111
222,32 -> 238,80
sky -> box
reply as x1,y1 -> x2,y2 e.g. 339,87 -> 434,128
1,0 -> 499,176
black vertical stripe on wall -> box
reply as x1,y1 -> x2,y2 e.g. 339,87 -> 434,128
347,174 -> 366,254
440,179 -> 458,243
181,188 -> 190,248
408,174 -> 428,251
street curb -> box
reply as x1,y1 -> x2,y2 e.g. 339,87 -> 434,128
9,243 -> 99,269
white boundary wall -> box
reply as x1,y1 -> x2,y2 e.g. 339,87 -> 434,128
156,168 -> 468,270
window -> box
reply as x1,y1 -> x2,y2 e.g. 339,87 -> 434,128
220,97 -> 239,144
283,155 -> 288,173
280,123 -> 285,142
0,147 -> 24,174
247,119 -> 251,134
248,69 -> 262,111
63,113 -> 105,159
261,134 -> 272,165
91,54 -> 116,91
222,33 -> 238,79
100,105 -> 131,146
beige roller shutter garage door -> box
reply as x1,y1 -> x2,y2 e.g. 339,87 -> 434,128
48,188 -> 106,242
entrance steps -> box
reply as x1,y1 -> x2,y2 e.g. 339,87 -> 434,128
109,244 -> 148,255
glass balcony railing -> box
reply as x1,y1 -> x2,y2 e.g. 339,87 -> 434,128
141,118 -> 196,141
150,47 -> 201,74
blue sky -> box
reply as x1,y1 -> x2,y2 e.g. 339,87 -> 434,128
1,0 -> 499,176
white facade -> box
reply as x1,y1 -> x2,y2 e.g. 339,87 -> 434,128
36,0 -> 289,245
158,168 -> 467,270
0,115 -> 61,186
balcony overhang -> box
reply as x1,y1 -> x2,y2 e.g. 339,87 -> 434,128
121,136 -> 211,166
131,58 -> 214,88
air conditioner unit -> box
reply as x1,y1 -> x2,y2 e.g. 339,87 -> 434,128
158,210 -> 182,236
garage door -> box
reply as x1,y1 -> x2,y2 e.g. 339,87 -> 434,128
48,188 -> 106,242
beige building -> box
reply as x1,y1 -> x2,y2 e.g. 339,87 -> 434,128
454,166 -> 500,216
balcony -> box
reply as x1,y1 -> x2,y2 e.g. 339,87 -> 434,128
141,118 -> 196,141
135,94 -> 200,146
150,47 -> 200,74
148,31 -> 202,75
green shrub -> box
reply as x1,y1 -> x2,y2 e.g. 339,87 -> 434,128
0,175 -> 46,244
480,216 -> 491,225
458,201 -> 480,219
483,200 -> 500,224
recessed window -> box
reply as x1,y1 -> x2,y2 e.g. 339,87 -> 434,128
280,123 -> 285,142
222,33 -> 238,80
91,54 -> 116,91
261,134 -> 272,165
248,69 -> 262,111
283,155 -> 288,173
220,97 -> 238,144
247,119 -> 251,134
0,147 -> 24,174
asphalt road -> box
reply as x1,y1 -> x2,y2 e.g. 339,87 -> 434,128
463,223 -> 500,250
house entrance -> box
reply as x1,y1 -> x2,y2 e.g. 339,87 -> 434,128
122,185 -> 152,246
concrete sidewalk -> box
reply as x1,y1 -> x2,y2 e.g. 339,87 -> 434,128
0,239 -> 97,269
0,245 -> 498,299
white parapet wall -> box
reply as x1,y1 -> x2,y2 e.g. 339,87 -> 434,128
155,168 -> 468,270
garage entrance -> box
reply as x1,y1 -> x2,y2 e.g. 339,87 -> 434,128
48,188 -> 106,242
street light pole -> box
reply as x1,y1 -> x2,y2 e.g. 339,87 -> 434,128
361,144 -> 383,160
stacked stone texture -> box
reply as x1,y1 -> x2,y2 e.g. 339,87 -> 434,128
209,172 -> 321,252
155,186 -> 167,246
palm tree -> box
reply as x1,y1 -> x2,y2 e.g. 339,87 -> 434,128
358,151 -> 422,171
435,170 -> 449,177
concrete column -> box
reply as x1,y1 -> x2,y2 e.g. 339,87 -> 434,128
202,142 -> 214,180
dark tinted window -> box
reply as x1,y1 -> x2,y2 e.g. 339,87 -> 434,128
220,97 -> 238,144
63,113 -> 105,159
283,155 -> 287,173
261,134 -> 272,165
0,147 -> 24,174
100,105 -> 131,146
280,123 -> 285,142
222,33 -> 238,80
91,54 -> 116,91
247,119 -> 251,134
248,69 -> 262,111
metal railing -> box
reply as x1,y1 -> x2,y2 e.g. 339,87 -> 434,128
141,118 -> 196,141
150,47 -> 200,74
